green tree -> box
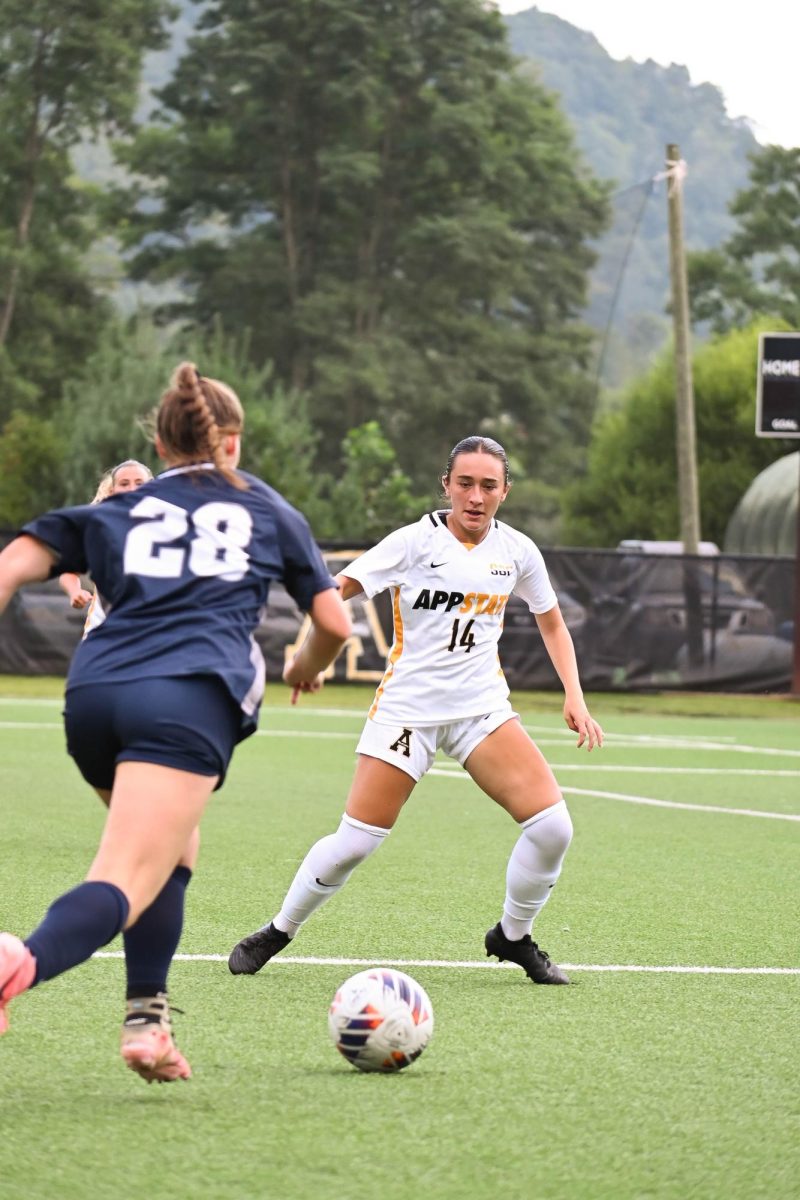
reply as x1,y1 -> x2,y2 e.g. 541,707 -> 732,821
688,146 -> 800,333
0,411 -> 64,526
319,422 -> 425,542
561,320 -> 792,548
181,321 -> 326,530
58,316 -> 172,502
117,0 -> 608,509
0,0 -> 174,418
59,314 -> 328,522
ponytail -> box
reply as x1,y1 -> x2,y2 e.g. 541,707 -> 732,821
156,361 -> 246,489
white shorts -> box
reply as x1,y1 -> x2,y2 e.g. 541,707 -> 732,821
355,704 -> 519,782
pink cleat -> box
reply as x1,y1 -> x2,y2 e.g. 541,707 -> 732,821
0,933 -> 37,1035
120,993 -> 192,1084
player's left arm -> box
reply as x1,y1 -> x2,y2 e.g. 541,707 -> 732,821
0,535 -> 59,616
535,604 -> 603,751
282,586 -> 352,701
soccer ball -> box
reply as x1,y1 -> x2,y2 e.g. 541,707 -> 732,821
328,968 -> 434,1073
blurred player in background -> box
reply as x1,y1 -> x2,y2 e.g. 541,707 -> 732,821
0,362 -> 350,1083
59,460 -> 153,628
229,435 -> 602,987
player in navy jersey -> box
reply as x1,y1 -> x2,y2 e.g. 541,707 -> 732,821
229,435 -> 603,986
0,361 -> 350,1082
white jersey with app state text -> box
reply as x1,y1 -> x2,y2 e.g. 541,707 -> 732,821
343,511 -> 558,725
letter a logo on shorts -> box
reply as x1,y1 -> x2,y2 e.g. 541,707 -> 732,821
388,728 -> 413,757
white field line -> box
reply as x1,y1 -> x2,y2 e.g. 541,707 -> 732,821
253,732 -> 724,751
0,719 -> 353,739
258,730 -> 800,758
522,723 -> 739,744
538,733 -> 800,758
3,722 -> 800,785
0,712 -> 796,757
634,740 -> 800,759
434,762 -> 800,778
91,951 -> 800,976
0,699 -> 368,715
0,721 -> 358,739
5,723 -> 736,751
3,710 -> 796,758
0,721 -> 62,729
562,785 -> 800,822
0,700 -> 775,749
427,769 -> 800,821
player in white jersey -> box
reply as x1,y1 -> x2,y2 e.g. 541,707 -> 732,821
59,460 -> 153,633
230,435 -> 603,986
350,509 -> 557,726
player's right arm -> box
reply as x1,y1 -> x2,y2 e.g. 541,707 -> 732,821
334,526 -> 412,602
58,572 -> 93,609
336,573 -> 364,601
535,604 -> 603,751
0,536 -> 59,615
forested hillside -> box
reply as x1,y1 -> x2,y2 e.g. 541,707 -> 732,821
505,7 -> 761,382
123,2 -> 762,384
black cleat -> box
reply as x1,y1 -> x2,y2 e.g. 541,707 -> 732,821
228,922 -> 292,975
484,922 -> 570,984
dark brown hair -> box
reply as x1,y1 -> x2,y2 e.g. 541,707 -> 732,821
443,435 -> 510,485
156,362 -> 245,489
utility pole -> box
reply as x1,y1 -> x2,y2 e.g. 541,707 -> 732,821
794,452 -> 800,694
666,144 -> 704,666
666,145 -> 701,552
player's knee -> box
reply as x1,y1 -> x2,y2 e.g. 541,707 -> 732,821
334,814 -> 391,871
522,799 -> 573,864
307,815 -> 390,883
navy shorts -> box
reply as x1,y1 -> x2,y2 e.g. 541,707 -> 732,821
64,675 -> 243,792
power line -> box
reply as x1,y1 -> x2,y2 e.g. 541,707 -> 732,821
591,175 -> 657,402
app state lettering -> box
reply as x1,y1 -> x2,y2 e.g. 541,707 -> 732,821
411,588 -> 510,616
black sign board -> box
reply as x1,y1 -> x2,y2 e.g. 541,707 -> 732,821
756,332 -> 800,437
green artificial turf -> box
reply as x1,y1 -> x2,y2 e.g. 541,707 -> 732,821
0,681 -> 798,1200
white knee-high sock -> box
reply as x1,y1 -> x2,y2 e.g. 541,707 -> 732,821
273,814 -> 390,937
500,799 -> 573,941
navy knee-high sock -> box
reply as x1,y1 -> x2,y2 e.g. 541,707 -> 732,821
123,866 -> 192,999
25,881 -> 129,986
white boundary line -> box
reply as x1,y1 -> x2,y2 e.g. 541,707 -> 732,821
562,785 -> 800,822
4,722 -> 799,818
5,721 -> 799,763
549,764 -> 800,777
427,768 -> 800,821
4,722 -> 799,782
0,721 -> 62,729
522,724 -> 740,745
91,951 -> 799,975
431,761 -> 800,778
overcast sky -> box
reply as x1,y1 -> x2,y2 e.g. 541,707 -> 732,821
496,1 -> 799,149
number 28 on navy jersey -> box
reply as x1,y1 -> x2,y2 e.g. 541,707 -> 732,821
23,465 -> 335,736
343,511 -> 557,725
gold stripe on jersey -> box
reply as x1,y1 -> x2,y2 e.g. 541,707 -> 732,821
369,586 -> 405,718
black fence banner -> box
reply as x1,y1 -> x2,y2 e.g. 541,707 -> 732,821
0,540 -> 794,693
